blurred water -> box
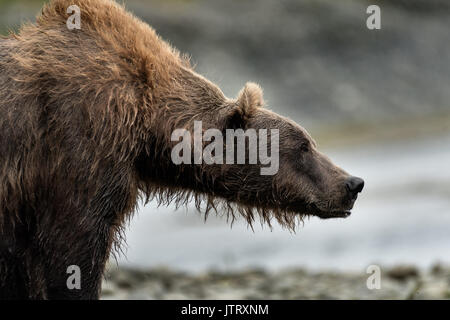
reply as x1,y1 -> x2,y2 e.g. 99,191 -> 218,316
118,132 -> 450,272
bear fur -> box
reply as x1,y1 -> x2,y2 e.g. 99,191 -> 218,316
0,0 -> 363,299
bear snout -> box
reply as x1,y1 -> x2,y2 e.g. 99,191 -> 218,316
345,176 -> 365,200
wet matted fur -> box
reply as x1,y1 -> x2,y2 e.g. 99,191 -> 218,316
0,0 -> 362,299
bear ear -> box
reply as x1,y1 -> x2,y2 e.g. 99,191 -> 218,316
225,82 -> 264,129
237,82 -> 265,111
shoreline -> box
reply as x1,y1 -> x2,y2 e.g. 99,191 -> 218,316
101,264 -> 450,300
309,111 -> 450,149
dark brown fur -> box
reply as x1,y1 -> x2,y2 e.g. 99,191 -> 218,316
0,0 -> 362,299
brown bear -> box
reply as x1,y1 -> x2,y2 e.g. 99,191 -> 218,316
0,0 -> 364,299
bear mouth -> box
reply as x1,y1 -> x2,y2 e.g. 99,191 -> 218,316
315,210 -> 351,219
308,204 -> 352,219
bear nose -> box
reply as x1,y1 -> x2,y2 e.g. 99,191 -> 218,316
345,177 -> 364,199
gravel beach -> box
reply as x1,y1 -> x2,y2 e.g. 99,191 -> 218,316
101,265 -> 450,300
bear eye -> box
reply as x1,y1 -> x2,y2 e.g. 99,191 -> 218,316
300,142 -> 310,153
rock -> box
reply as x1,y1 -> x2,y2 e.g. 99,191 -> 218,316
386,266 -> 419,281
430,263 -> 448,276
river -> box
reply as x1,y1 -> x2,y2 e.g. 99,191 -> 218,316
118,132 -> 450,272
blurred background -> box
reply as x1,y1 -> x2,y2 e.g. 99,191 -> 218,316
1,0 -> 449,299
